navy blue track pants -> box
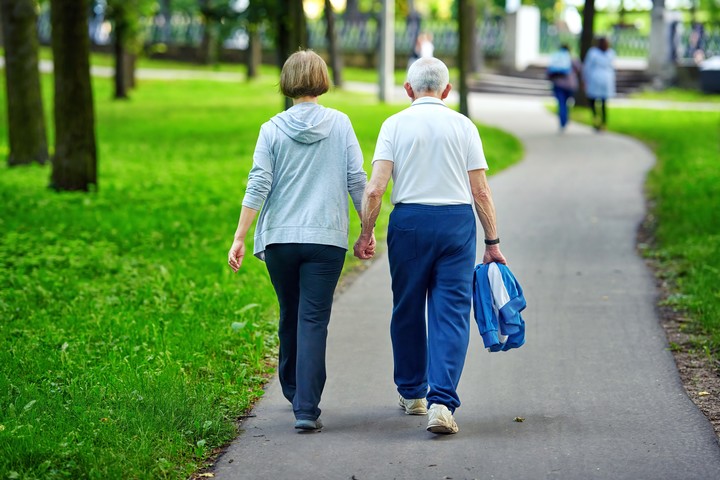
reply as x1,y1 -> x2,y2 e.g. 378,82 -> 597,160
388,203 -> 476,412
264,243 -> 346,421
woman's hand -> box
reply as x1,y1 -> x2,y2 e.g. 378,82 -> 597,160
228,239 -> 246,273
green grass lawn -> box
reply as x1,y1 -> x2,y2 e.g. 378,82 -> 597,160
574,106 -> 720,357
0,70 -> 521,479
630,87 -> 720,103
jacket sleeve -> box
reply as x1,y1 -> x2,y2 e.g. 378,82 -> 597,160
497,264 -> 527,350
242,123 -> 275,211
473,264 -> 503,351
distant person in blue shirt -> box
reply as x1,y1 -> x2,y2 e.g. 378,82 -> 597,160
582,37 -> 616,132
547,44 -> 581,132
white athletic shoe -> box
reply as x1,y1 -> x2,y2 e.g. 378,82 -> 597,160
398,395 -> 427,415
426,404 -> 459,434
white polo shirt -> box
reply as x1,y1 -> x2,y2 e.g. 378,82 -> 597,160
372,96 -> 488,206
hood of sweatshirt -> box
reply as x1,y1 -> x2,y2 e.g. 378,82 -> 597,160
270,102 -> 334,145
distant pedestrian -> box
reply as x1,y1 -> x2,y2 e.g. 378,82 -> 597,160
547,44 -> 581,131
582,37 -> 616,131
419,32 -> 434,58
227,50 -> 369,432
354,57 -> 507,435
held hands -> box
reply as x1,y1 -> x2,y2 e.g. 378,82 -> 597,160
353,232 -> 376,260
227,239 -> 246,273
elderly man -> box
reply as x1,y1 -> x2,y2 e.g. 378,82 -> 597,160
354,57 -> 506,434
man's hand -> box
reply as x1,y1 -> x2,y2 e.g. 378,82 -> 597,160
483,244 -> 507,265
354,233 -> 376,260
228,239 -> 246,273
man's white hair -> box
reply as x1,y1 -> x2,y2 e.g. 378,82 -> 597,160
406,57 -> 449,95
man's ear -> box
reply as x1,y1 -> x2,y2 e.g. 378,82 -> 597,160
404,82 -> 415,100
441,83 -> 452,100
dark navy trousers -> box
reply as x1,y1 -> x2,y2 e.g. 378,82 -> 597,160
264,243 -> 345,421
387,203 -> 476,412
552,84 -> 574,128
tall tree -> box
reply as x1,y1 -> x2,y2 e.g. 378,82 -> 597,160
107,0 -> 133,99
107,0 -> 155,98
579,0 -> 595,61
197,0 -> 242,65
345,0 -> 360,19
243,1 -> 270,80
49,0 -> 97,191
0,0 -> 48,166
198,0 -> 220,64
277,0 -> 306,109
575,0 -> 595,107
457,0 -> 476,117
158,0 -> 171,42
324,0 -> 342,87
245,24 -> 261,79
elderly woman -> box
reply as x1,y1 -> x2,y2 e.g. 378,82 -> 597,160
228,50 -> 369,431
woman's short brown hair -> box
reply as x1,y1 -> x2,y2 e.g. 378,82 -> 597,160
280,50 -> 330,99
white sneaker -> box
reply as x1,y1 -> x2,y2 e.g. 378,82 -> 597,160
398,395 -> 427,415
426,404 -> 459,434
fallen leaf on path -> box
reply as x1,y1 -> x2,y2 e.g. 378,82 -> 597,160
698,391 -> 711,396
514,417 -> 525,422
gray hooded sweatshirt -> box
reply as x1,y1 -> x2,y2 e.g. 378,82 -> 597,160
242,102 -> 366,259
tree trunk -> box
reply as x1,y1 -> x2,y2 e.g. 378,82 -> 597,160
289,0 -> 307,52
114,12 -> 129,99
458,0 -> 475,117
0,0 -> 49,166
277,0 -> 307,110
246,25 -> 260,79
579,0 -> 595,61
324,0 -> 342,87
159,0 -> 171,43
126,52 -> 136,89
577,0 -> 596,107
345,0 -> 360,20
50,0 -> 97,191
198,14 -> 219,64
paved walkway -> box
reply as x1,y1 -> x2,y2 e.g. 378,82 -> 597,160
212,90 -> 720,479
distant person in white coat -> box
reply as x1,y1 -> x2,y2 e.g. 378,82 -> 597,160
582,37 -> 616,131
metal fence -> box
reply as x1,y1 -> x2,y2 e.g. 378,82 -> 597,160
541,20 -> 720,60
35,8 -> 719,63
304,17 -> 504,57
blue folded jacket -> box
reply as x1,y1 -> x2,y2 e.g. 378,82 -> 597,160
473,262 -> 527,352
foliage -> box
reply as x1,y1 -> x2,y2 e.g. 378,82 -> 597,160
105,0 -> 158,51
573,106 -> 720,356
0,65 -> 522,477
167,0 -> 199,15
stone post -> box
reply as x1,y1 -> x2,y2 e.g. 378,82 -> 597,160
378,0 -> 394,102
648,0 -> 682,87
502,5 -> 540,72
